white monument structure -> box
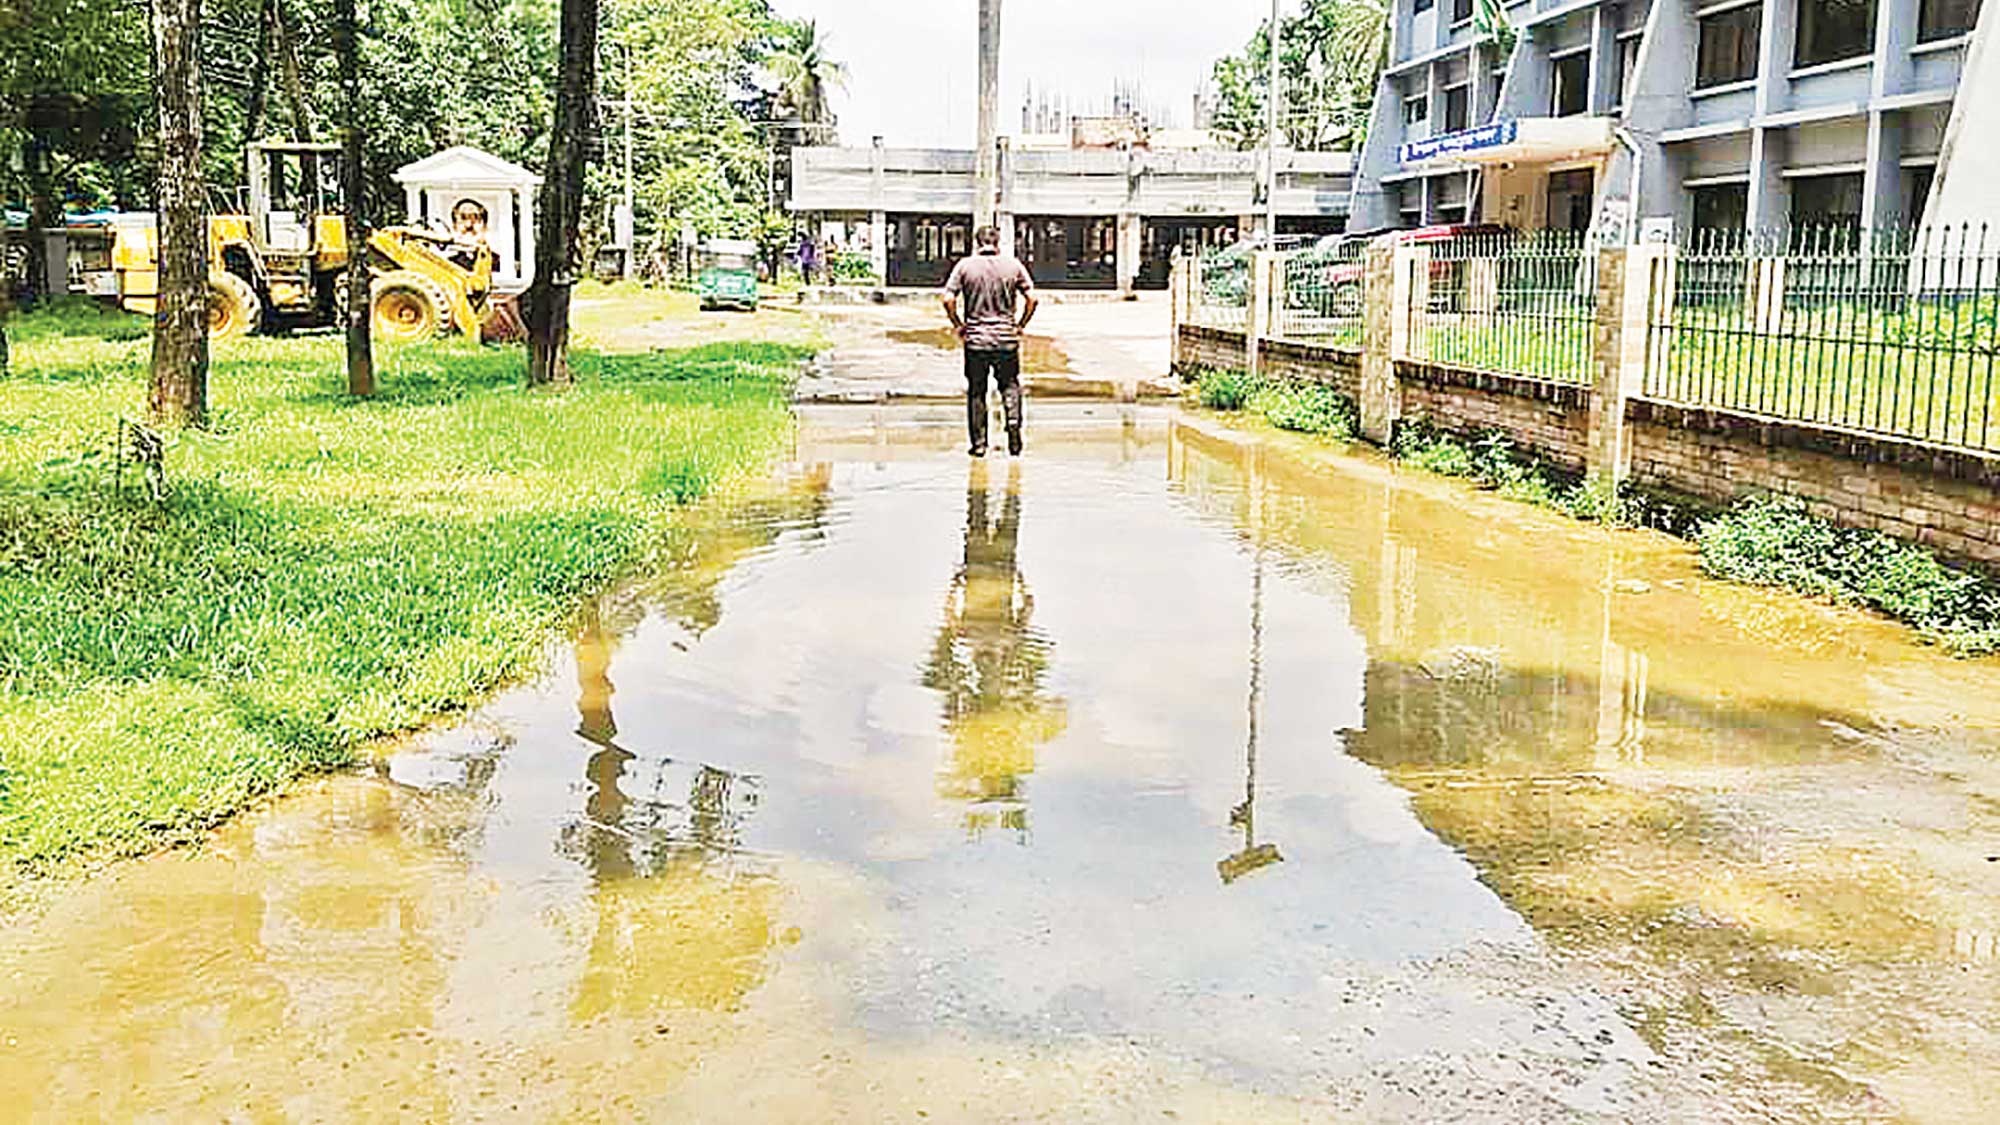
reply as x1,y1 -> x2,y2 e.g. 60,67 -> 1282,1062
392,146 -> 542,294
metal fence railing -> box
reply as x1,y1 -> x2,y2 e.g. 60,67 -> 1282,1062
1275,249 -> 1365,346
1420,230 -> 1597,384
1645,225 -> 2000,451
1190,249 -> 1251,333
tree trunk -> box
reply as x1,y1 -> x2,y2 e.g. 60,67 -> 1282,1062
336,0 -> 372,396
525,0 -> 598,388
149,0 -> 209,428
274,0 -> 315,140
243,0 -> 276,148
23,142 -> 55,307
0,292 -> 11,379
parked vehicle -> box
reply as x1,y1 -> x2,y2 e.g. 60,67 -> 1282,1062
1287,223 -> 1512,317
109,141 -> 505,341
697,239 -> 761,312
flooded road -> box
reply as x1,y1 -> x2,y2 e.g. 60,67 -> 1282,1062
4,404 -> 1999,1122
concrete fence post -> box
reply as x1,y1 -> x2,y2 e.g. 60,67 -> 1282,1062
1248,251 -> 1278,382
1359,244 -> 1402,444
1169,254 -> 1189,372
1587,243 -> 1675,497
1390,244 -> 1429,362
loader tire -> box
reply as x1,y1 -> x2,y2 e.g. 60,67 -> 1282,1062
207,270 -> 261,338
370,270 -> 454,342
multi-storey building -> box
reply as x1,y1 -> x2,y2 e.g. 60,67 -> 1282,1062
1350,0 -> 1993,236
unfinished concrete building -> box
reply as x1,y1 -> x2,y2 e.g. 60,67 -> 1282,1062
789,139 -> 1353,291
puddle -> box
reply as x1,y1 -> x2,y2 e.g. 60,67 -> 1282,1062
884,327 -> 1075,374
4,404 -> 1999,1121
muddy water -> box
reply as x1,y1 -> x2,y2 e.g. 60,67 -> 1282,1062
5,404 -> 2000,1122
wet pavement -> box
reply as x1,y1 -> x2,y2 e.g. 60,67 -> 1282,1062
4,404 -> 2000,1122
799,298 -> 1178,403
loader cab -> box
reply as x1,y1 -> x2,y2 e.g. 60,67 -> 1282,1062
245,141 -> 344,255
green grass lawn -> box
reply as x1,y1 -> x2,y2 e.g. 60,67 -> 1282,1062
0,298 -> 808,888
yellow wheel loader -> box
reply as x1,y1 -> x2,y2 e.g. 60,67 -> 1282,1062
111,141 -> 503,341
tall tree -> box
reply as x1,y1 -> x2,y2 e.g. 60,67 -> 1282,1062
149,0 -> 209,427
1208,0 -> 1388,152
766,18 -> 846,143
335,0 -> 372,395
525,0 -> 598,387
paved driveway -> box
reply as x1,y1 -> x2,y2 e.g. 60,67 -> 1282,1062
797,293 -> 1176,403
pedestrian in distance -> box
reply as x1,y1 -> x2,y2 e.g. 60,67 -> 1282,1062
940,225 -> 1038,457
798,233 -> 821,287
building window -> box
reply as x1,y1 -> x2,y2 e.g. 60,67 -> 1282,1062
1905,166 -> 1937,224
1796,0 -> 1874,67
1920,0 -> 1981,41
1790,173 -> 1864,230
1404,96 -> 1429,128
1691,182 -> 1749,231
1444,85 -> 1471,132
1551,52 -> 1590,117
1616,37 -> 1642,106
1415,0 -> 1434,12
1548,168 -> 1597,232
1697,6 -> 1761,87
1452,0 -> 1474,22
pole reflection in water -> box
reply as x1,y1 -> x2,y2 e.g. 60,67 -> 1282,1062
922,459 -> 1067,840
1219,444 -> 1282,885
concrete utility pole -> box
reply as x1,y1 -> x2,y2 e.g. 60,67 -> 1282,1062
1265,0 -> 1281,243
976,0 -> 1001,233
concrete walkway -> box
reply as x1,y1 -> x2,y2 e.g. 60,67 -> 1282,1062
796,292 -> 1177,403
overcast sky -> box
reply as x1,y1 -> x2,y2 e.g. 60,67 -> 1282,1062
771,0 -> 1297,147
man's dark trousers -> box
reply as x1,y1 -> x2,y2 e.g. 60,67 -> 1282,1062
965,347 -> 1023,454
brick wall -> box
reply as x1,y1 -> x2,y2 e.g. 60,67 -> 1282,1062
1175,325 -> 1248,373
1174,327 -> 1363,402
1629,400 -> 2000,567
1263,339 -> 1362,400
1396,363 -> 1593,473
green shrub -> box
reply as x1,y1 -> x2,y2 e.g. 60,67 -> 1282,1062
1698,494 -> 2000,654
1194,367 -> 1260,411
1256,382 -> 1356,438
1393,422 -> 1637,525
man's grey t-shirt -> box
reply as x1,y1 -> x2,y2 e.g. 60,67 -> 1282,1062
943,251 -> 1035,352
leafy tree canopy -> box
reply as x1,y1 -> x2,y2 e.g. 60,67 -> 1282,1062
1,0 -> 828,247
1208,0 -> 1388,152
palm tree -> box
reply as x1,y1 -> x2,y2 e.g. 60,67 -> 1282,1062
767,18 -> 847,144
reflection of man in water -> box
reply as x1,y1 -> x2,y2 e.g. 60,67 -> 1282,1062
922,461 -> 1065,836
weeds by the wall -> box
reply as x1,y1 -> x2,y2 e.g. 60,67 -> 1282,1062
1254,382 -> 1356,438
1699,495 -> 2000,655
1390,422 -> 1626,524
1192,366 -> 1260,411
1191,366 -> 1357,439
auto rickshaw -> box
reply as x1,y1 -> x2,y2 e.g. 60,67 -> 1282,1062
697,238 -> 760,312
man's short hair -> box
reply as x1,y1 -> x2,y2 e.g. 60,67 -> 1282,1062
974,225 -> 1001,248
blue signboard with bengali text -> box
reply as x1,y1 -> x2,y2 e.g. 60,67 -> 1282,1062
1401,119 -> 1519,165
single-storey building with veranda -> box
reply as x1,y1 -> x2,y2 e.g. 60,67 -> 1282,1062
1348,0 -> 1996,238
788,137 -> 1354,292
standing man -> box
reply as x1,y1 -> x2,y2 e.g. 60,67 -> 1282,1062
942,225 -> 1038,457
